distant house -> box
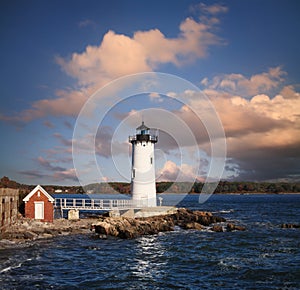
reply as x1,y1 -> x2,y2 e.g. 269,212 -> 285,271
23,185 -> 54,222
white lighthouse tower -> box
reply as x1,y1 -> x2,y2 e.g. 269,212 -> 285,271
129,121 -> 158,207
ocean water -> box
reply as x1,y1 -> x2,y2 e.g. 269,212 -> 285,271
0,194 -> 299,289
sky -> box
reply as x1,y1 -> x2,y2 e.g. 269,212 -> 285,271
0,0 -> 300,186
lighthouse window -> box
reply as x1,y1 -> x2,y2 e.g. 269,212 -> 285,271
132,169 -> 135,179
150,157 -> 153,164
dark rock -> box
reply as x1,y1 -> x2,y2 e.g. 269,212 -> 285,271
184,222 -> 204,230
226,223 -> 246,231
281,223 -> 300,229
226,223 -> 235,231
23,231 -> 38,240
32,228 -> 46,235
1,232 -> 25,240
44,229 -> 59,235
93,208 -> 226,239
234,225 -> 246,231
212,225 -> 223,232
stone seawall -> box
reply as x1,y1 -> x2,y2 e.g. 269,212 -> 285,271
0,188 -> 19,233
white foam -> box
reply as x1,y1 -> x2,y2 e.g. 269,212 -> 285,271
0,258 -> 33,273
219,209 -> 234,214
0,262 -> 22,273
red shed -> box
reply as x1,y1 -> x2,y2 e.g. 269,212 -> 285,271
23,185 -> 55,222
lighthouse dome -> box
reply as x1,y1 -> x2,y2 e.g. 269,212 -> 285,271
136,121 -> 150,135
129,121 -> 158,143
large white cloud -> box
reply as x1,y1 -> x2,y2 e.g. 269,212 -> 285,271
201,67 -> 286,97
57,15 -> 224,88
1,4 -> 226,123
194,69 -> 300,180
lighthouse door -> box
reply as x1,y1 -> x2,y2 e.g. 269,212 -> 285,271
34,202 -> 44,220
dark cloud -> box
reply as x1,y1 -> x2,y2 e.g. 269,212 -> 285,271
33,157 -> 78,182
37,156 -> 65,172
64,120 -> 74,130
96,126 -> 128,158
53,133 -> 72,147
43,121 -> 54,128
17,170 -> 46,179
228,144 -> 300,181
53,169 -> 78,182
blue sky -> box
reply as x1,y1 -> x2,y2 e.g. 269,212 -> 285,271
1,0 -> 300,185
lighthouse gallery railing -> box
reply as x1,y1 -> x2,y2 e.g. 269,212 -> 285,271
128,135 -> 158,142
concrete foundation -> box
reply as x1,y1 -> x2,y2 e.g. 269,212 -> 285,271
68,209 -> 79,220
110,206 -> 178,218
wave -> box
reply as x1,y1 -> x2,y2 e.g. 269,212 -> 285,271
219,209 -> 234,214
0,258 -> 33,274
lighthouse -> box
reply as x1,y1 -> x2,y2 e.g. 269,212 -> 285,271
129,121 -> 158,207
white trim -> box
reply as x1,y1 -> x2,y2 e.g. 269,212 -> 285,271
23,185 -> 54,203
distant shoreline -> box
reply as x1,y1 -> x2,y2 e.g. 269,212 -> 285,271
53,192 -> 300,195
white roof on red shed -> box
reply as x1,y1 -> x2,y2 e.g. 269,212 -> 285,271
23,185 -> 55,202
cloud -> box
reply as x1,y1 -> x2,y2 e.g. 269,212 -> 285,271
78,19 -> 96,28
53,168 -> 78,182
17,170 -> 47,179
0,87 -> 91,123
157,160 -> 199,182
58,12 -> 225,87
190,68 -> 300,181
198,3 -> 228,15
35,156 -> 78,182
72,126 -> 128,158
37,156 -> 66,172
64,120 -> 74,129
53,133 -> 72,147
202,67 -> 286,97
156,68 -> 299,181
43,121 -> 54,128
149,92 -> 163,103
2,4 -> 227,124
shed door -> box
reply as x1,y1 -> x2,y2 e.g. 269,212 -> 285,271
34,202 -> 44,219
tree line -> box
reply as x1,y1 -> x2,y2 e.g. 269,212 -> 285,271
1,176 -> 300,195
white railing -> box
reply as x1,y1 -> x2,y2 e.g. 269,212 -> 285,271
54,198 -> 150,211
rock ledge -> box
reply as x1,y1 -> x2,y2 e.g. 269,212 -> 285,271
92,208 -> 245,239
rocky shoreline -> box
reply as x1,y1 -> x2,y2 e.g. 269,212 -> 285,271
92,207 -> 246,239
0,207 -> 249,247
2,206 -> 298,247
0,217 -> 94,248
